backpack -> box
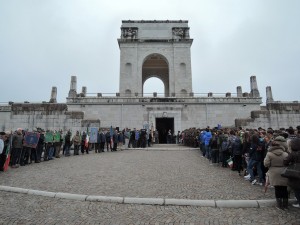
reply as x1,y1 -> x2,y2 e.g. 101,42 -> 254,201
232,137 -> 242,155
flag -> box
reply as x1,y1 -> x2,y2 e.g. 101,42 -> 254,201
3,135 -> 12,172
227,157 -> 233,168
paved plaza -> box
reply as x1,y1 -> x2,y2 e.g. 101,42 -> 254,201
0,145 -> 299,224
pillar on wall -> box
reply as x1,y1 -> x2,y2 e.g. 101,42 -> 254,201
250,76 -> 260,97
266,86 -> 274,103
49,86 -> 57,103
226,92 -> 231,98
82,86 -> 87,97
237,86 -> 242,98
68,76 -> 77,98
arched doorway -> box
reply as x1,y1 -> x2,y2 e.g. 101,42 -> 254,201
142,54 -> 169,97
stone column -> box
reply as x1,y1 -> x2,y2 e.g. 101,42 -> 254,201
266,86 -> 274,103
243,92 -> 249,97
237,86 -> 242,98
49,86 -> 57,103
250,76 -> 260,97
68,76 -> 77,98
82,86 -> 87,97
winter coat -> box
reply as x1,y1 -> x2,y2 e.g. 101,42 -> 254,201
12,133 -> 23,148
283,149 -> 300,190
113,133 -> 118,143
264,145 -> 288,186
99,132 -> 106,143
73,134 -> 81,145
203,131 -> 212,146
210,135 -> 218,150
105,132 -> 111,142
231,137 -> 242,156
249,143 -> 264,161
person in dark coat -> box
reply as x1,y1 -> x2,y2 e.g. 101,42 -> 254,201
64,131 -> 72,156
283,138 -> 300,208
248,134 -> 265,185
81,131 -> 87,154
99,129 -> 106,152
112,130 -> 118,151
105,130 -> 112,151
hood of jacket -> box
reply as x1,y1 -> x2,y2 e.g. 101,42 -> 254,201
268,145 -> 286,156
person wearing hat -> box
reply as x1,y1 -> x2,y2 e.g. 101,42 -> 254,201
264,136 -> 289,210
284,138 -> 300,208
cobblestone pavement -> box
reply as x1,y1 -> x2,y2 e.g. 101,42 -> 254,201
0,145 -> 299,224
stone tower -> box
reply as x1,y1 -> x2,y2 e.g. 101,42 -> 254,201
118,20 -> 193,97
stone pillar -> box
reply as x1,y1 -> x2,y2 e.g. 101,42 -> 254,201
250,75 -> 260,97
237,86 -> 242,98
82,86 -> 87,97
49,86 -> 57,103
266,86 -> 274,103
243,92 -> 249,97
68,76 -> 77,98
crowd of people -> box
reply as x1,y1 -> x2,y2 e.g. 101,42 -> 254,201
0,127 -> 156,170
181,125 -> 300,210
1,125 -> 300,210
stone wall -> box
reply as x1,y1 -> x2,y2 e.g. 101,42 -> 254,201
0,103 -> 85,133
67,97 -> 261,131
235,102 -> 300,129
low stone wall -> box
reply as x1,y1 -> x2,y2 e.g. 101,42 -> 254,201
0,103 -> 85,133
235,102 -> 300,129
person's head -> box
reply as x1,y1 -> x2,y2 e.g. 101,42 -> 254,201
287,127 -> 295,135
290,138 -> 300,151
251,134 -> 260,144
0,132 -> 6,139
272,135 -> 287,150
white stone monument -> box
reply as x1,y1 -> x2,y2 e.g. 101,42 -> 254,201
118,20 -> 193,97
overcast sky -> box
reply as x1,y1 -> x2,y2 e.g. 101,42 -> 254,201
0,0 -> 299,104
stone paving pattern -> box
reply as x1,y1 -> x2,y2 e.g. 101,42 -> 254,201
0,145 -> 299,224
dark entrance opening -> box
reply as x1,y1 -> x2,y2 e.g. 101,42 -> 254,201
156,118 -> 174,144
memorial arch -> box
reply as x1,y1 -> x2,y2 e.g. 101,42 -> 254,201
118,20 -> 193,97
